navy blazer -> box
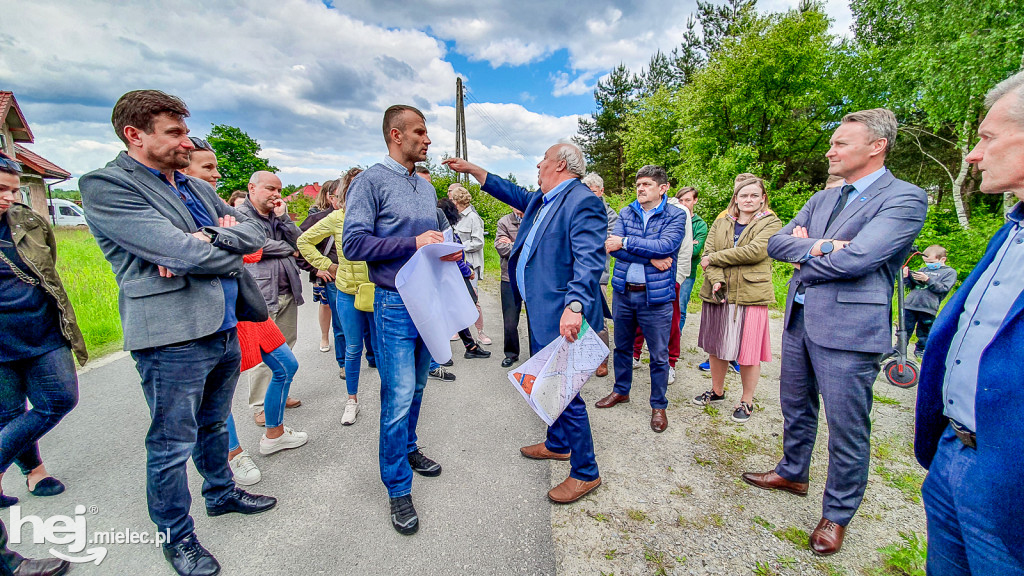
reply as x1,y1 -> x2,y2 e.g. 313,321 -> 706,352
481,174 -> 607,347
915,206 -> 1024,562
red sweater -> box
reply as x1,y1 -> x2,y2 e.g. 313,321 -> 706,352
238,249 -> 287,371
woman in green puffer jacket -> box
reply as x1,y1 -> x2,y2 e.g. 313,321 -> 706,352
297,168 -> 374,427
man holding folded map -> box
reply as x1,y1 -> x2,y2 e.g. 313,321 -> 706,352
444,142 -> 607,504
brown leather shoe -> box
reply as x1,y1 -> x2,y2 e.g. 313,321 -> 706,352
285,397 -> 301,409
253,409 -> 266,427
650,409 -> 668,432
740,470 -> 808,496
809,518 -> 846,556
520,442 -> 570,461
595,392 -> 630,408
548,476 -> 602,503
595,363 -> 608,377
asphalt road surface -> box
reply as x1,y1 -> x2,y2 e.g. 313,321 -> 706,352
6,281 -> 556,575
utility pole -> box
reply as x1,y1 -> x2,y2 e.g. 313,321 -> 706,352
454,77 -> 468,184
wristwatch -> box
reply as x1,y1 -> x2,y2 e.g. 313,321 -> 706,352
819,240 -> 834,255
201,228 -> 218,243
566,301 -> 583,314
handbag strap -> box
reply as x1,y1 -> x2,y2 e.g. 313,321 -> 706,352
0,247 -> 39,286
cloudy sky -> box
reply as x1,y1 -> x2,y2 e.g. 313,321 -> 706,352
0,0 -> 853,190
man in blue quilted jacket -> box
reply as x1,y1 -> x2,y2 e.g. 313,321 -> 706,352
596,165 -> 686,432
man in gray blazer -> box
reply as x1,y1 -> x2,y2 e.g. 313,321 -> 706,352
742,108 -> 927,556
80,90 -> 276,576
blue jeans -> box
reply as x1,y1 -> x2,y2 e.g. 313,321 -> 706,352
327,282 -> 376,368
922,425 -> 1024,575
678,275 -> 697,333
375,289 -> 431,498
131,329 -> 240,545
324,282 -> 347,369
0,346 -> 79,475
226,414 -> 240,453
261,344 -> 298,429
336,291 -> 377,396
613,289 -> 673,409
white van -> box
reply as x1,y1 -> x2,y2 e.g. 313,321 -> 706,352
46,198 -> 88,227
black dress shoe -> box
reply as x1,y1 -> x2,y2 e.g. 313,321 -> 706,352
464,345 -> 491,359
206,487 -> 277,517
501,357 -> 516,368
27,477 -> 65,497
163,533 -> 220,576
12,557 -> 71,576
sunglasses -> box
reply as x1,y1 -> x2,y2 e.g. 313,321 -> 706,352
0,153 -> 21,173
188,137 -> 214,152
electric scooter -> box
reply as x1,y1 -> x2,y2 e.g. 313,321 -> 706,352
882,247 -> 923,388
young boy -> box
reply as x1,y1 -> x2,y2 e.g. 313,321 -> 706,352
903,244 -> 958,358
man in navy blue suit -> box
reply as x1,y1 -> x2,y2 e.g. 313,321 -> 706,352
444,143 -> 607,504
915,71 -> 1024,575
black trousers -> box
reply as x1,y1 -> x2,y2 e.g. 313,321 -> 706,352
500,280 -> 523,360
905,309 -> 935,353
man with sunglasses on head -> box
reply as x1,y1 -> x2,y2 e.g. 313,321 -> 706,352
80,90 -> 276,576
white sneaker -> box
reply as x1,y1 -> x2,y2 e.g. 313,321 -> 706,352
342,399 -> 359,426
228,451 -> 261,486
668,369 -> 676,385
633,358 -> 642,370
259,426 -> 309,455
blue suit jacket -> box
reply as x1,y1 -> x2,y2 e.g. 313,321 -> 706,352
481,174 -> 607,348
768,171 -> 927,353
915,206 -> 1024,562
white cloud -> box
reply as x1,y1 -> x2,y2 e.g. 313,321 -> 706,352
551,71 -> 598,97
0,0 -> 583,189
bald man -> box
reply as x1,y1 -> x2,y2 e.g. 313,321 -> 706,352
236,171 -> 305,417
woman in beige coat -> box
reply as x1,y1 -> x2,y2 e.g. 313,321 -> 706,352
692,176 -> 782,423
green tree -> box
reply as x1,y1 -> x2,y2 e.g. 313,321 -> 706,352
206,124 -> 278,199
624,4 -> 848,219
851,0 -> 1024,227
574,64 -> 639,196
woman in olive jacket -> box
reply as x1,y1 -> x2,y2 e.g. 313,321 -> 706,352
0,155 -> 86,506
693,176 -> 782,424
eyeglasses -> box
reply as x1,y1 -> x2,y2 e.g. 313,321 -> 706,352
188,137 -> 214,152
0,153 -> 21,173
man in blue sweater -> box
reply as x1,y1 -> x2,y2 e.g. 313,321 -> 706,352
342,105 -> 461,535
597,165 -> 686,433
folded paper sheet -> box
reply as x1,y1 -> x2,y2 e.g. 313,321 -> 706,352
395,241 -> 478,363
507,321 -> 610,426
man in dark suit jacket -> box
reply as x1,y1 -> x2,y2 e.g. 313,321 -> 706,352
915,72 -> 1024,574
81,90 -> 275,576
742,108 -> 928,556
444,143 -> 607,504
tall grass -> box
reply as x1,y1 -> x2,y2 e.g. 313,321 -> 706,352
54,227 -> 122,359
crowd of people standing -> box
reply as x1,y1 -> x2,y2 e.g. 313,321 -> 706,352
0,67 -> 1021,575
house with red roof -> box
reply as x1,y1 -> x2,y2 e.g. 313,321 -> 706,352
284,182 -> 321,202
1,91 -> 72,217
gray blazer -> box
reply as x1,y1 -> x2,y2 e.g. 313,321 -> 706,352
767,171 -> 928,354
80,152 -> 268,351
